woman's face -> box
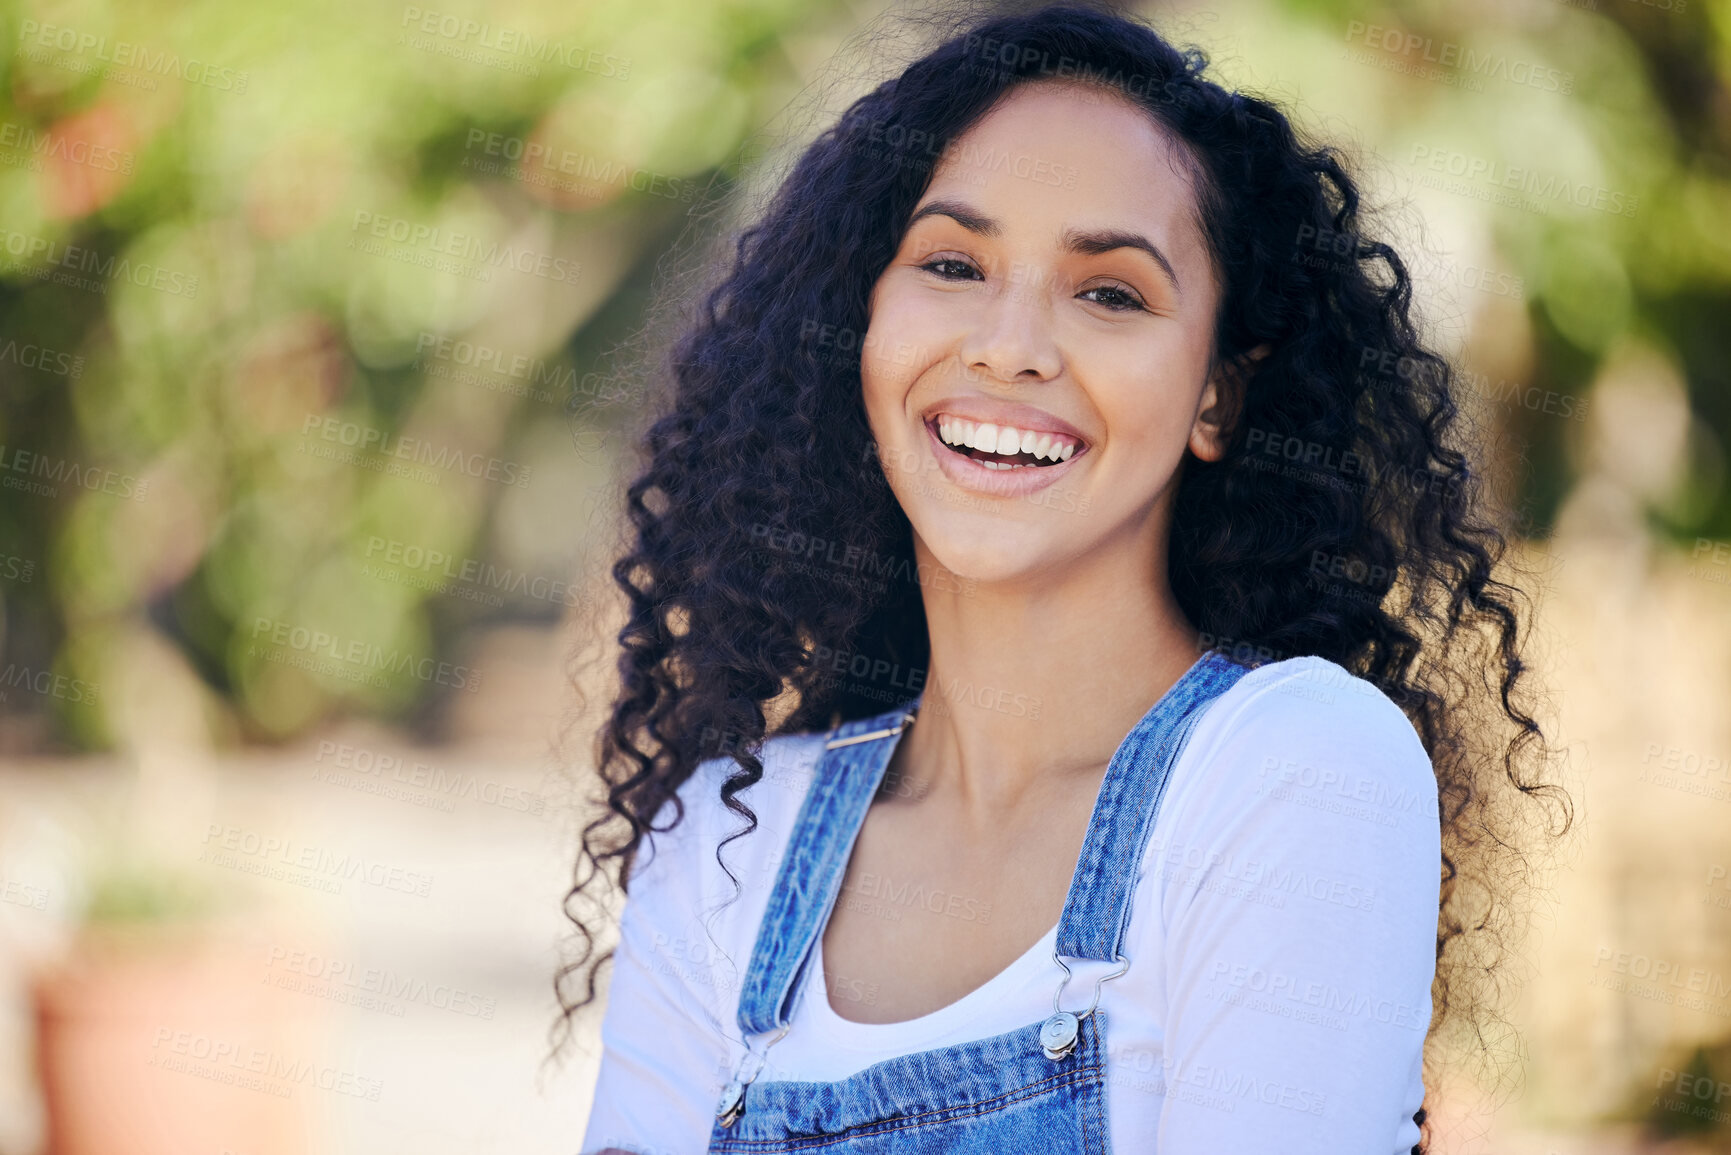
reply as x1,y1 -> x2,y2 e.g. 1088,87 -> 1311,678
861,81 -> 1232,587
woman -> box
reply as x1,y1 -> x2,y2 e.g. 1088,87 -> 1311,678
561,3 -> 1565,1152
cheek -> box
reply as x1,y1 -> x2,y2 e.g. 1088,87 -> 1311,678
861,285 -> 944,406
1085,337 -> 1206,456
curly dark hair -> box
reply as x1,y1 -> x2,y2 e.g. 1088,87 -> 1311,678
553,3 -> 1572,1149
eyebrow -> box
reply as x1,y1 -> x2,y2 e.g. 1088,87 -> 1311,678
905,198 -> 1181,297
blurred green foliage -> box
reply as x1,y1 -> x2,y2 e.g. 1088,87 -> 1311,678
1639,1039 -> 1731,1143
0,0 -> 1727,752
0,0 -> 844,750
81,864 -> 216,924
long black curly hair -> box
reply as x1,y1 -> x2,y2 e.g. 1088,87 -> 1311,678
553,3 -> 1571,1148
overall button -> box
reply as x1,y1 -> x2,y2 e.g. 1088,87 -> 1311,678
717,1080 -> 745,1125
1040,1011 -> 1079,1060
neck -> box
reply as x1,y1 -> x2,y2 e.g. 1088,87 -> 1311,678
893,529 -> 1202,818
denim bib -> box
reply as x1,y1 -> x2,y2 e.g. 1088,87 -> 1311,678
708,650 -> 1251,1152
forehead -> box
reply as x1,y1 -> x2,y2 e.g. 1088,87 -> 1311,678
920,81 -> 1208,256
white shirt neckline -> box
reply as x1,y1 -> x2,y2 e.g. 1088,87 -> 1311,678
800,915 -> 1063,1053
583,655 -> 1439,1155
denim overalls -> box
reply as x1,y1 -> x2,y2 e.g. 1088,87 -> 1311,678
707,650 -> 1251,1153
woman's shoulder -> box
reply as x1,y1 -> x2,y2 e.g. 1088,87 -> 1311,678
1211,654 -> 1429,757
618,729 -> 834,995
633,728 -> 832,886
684,728 -> 833,816
1173,653 -> 1438,837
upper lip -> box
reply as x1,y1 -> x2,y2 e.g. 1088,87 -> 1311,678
920,398 -> 1090,449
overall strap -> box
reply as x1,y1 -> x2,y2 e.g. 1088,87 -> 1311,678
734,701 -> 917,1038
1053,650 -> 1251,963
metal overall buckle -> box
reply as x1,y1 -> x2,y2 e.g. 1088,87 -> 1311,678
1040,952 -> 1130,1060
822,710 -> 917,751
720,709 -> 917,1126
715,1025 -> 790,1126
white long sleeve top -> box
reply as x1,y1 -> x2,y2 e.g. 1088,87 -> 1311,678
581,655 -> 1439,1154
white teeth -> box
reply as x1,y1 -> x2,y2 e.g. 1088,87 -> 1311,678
933,415 -> 1080,463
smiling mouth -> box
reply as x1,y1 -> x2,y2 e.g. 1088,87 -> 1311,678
931,415 -> 1083,471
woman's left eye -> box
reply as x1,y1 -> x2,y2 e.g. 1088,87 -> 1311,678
1077,284 -> 1146,312
920,258 -> 981,281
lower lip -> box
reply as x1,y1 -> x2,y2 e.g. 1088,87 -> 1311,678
921,418 -> 1085,498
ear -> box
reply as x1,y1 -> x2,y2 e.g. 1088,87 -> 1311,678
1189,343 -> 1271,462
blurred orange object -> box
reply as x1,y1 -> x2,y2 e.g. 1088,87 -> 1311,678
39,103 -> 139,220
32,921 -> 318,1155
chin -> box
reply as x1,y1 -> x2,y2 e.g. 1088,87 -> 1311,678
903,508 -> 1067,589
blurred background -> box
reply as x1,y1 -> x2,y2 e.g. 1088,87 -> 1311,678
0,0 -> 1728,1151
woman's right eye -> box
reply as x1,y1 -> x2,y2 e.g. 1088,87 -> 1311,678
919,257 -> 982,281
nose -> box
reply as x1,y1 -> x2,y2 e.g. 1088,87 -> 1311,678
956,273 -> 1062,386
